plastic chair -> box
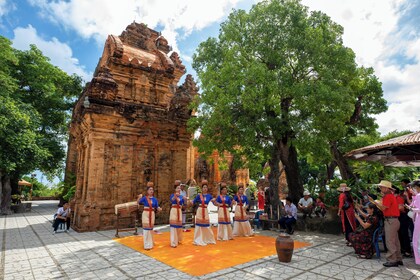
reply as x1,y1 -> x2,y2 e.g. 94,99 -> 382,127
372,226 -> 385,258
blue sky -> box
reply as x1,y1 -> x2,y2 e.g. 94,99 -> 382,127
1,0 -> 419,134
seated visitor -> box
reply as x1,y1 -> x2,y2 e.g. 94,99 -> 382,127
279,197 -> 297,234
348,202 -> 382,259
314,197 -> 327,218
53,202 -> 71,233
298,191 -> 313,218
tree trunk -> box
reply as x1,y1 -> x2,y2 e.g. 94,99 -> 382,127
0,172 -> 12,215
268,146 -> 281,210
329,141 -> 356,181
229,154 -> 237,184
279,140 -> 303,204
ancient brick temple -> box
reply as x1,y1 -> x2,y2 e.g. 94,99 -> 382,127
66,22 -> 198,231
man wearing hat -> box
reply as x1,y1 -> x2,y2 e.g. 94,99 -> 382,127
369,180 -> 403,267
298,190 -> 313,219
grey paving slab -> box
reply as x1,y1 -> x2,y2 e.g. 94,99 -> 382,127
1,200 -> 419,280
242,261 -> 305,279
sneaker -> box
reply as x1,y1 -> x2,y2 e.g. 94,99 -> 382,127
65,230 -> 69,233
289,229 -> 294,234
397,261 -> 403,266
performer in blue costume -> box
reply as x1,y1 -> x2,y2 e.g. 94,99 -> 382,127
233,183 -> 254,237
169,180 -> 186,248
214,182 -> 233,241
138,182 -> 161,250
192,180 -> 216,246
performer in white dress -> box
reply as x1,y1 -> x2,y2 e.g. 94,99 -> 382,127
138,182 -> 162,250
169,180 -> 186,247
233,183 -> 254,237
214,182 -> 234,241
192,180 -> 216,246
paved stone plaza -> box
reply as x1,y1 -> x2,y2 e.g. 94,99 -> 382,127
0,201 -> 418,280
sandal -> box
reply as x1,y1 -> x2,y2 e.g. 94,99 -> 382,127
357,255 -> 372,259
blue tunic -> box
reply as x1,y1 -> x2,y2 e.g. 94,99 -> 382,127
193,194 -> 213,227
170,194 -> 186,206
193,193 -> 213,205
216,195 -> 232,224
138,196 -> 159,230
216,195 -> 232,206
138,196 -> 159,208
234,194 -> 249,222
169,194 -> 185,228
233,194 -> 249,205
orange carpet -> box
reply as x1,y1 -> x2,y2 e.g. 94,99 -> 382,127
114,228 -> 311,276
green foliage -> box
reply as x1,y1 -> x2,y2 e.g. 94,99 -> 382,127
58,172 -> 77,202
227,185 -> 238,197
21,176 -> 57,197
63,186 -> 76,202
0,36 -> 83,182
191,0 -> 386,201
323,189 -> 339,207
247,181 -> 257,197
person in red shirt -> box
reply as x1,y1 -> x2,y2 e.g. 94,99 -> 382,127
369,180 -> 403,267
257,186 -> 265,211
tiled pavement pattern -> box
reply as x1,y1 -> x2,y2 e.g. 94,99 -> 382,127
1,201 -> 418,280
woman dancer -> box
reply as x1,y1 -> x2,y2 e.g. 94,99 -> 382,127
192,180 -> 216,246
233,183 -> 254,237
169,180 -> 185,248
138,182 -> 162,250
214,182 -> 233,241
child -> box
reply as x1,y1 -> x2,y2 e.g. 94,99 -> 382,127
314,197 -> 327,218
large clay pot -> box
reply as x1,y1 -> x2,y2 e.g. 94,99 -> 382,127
275,233 -> 294,262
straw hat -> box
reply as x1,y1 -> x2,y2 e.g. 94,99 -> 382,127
337,183 -> 351,192
303,190 -> 310,196
377,180 -> 393,189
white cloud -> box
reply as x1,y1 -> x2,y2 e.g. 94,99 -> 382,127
0,0 -> 15,18
301,0 -> 420,135
12,25 -> 92,81
27,0 -> 420,134
28,0 -> 240,60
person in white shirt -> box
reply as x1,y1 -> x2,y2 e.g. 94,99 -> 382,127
279,197 -> 297,234
298,191 -> 313,218
53,202 -> 71,233
178,180 -> 188,227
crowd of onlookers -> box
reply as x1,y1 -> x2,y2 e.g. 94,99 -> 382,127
275,179 -> 420,267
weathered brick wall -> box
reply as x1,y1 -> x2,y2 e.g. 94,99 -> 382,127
66,22 -> 197,231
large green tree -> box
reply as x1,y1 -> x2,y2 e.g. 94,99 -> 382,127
0,36 -> 82,214
299,66 -> 386,183
191,0 -> 385,204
